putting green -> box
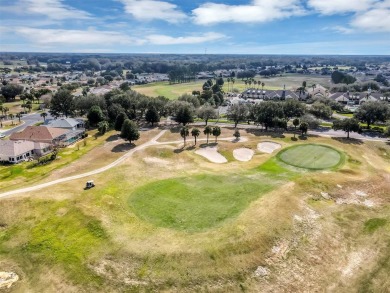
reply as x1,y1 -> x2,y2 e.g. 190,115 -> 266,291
129,174 -> 276,231
277,144 -> 342,170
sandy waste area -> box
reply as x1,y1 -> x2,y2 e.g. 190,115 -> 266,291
257,141 -> 281,154
195,146 -> 227,163
233,148 -> 254,162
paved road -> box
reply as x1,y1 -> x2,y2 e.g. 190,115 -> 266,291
191,122 -> 388,142
0,112 -> 53,137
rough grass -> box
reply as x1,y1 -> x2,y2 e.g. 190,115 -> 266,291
0,130 -> 389,292
0,200 -> 108,287
277,144 -> 343,170
129,173 -> 277,232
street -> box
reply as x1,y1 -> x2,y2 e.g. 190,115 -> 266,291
0,112 -> 53,137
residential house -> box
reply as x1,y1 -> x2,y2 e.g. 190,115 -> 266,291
45,118 -> 85,145
0,140 -> 51,164
10,126 -> 69,146
241,88 -> 309,100
45,118 -> 85,130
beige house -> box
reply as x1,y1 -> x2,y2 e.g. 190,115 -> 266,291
0,140 -> 51,164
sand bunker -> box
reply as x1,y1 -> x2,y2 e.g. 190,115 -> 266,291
195,146 -> 227,163
233,148 -> 254,162
257,141 -> 281,154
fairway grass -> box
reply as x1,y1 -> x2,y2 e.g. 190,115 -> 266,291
277,144 -> 343,170
132,74 -> 331,99
129,173 -> 277,231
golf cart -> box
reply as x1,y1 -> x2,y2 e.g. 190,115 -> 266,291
85,180 -> 95,189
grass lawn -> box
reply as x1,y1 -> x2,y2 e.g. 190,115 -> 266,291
129,173 -> 277,231
277,144 -> 343,170
132,74 -> 332,99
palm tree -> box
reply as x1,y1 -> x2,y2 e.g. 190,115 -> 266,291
293,118 -> 300,138
3,107 -> 9,118
180,126 -> 189,146
231,78 -> 235,91
191,128 -> 200,145
203,125 -> 212,144
41,112 -> 48,122
9,113 -> 14,125
212,126 -> 221,142
16,112 -> 22,123
253,80 -> 257,89
227,77 -> 231,92
261,82 -> 265,91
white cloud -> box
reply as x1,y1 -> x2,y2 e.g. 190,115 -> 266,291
307,0 -> 378,14
118,0 -> 186,23
312,0 -> 390,32
145,32 -> 226,45
324,26 -> 355,34
12,27 -> 140,46
8,27 -> 224,48
192,0 -> 306,25
2,0 -> 92,20
351,7 -> 390,32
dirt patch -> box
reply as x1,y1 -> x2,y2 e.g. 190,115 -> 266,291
90,259 -> 148,286
0,272 -> 19,289
233,148 -> 254,162
257,141 -> 282,154
195,146 -> 227,163
143,157 -> 172,166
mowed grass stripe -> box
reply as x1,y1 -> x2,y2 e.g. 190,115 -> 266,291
277,144 -> 343,170
129,174 -> 278,232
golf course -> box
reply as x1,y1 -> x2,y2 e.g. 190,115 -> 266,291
277,144 -> 344,170
1,126 -> 389,293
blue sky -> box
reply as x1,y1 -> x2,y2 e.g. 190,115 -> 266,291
0,0 -> 389,54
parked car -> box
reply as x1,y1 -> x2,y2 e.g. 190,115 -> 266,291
0,134 -> 6,139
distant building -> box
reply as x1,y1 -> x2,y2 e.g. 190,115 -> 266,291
240,88 -> 309,100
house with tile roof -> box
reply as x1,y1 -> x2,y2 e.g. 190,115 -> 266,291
0,140 -> 51,164
9,126 -> 69,146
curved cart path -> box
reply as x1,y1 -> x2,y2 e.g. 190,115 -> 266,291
0,131 -> 248,199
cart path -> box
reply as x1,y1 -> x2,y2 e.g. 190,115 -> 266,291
0,130 -> 166,199
1,123 -> 387,199
0,130 -> 245,199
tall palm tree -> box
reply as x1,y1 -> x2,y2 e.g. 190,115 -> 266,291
180,126 -> 189,146
16,112 -> 22,123
261,82 -> 265,91
227,77 -> 231,92
212,126 -> 221,142
9,113 -> 14,125
191,128 -> 200,145
203,125 -> 212,144
41,112 -> 48,122
231,78 -> 235,91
